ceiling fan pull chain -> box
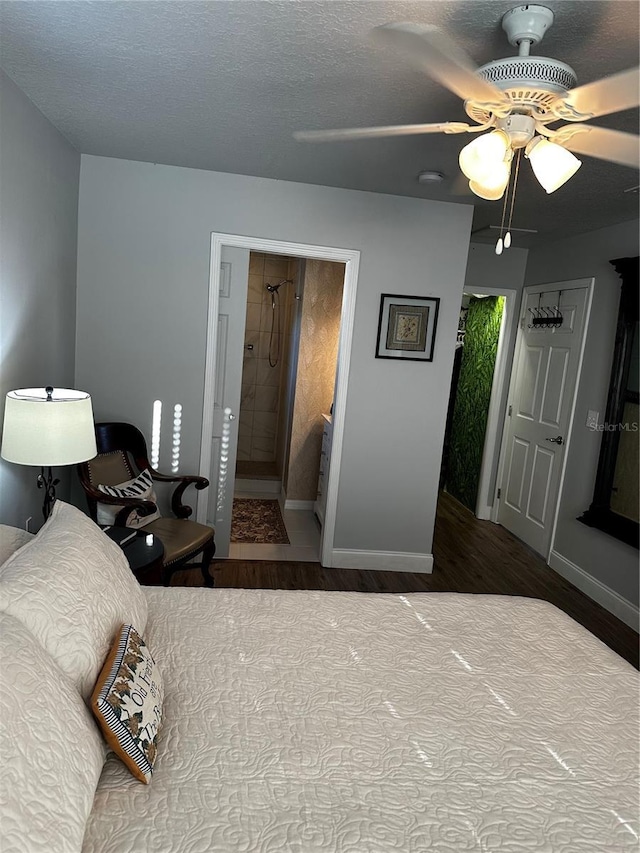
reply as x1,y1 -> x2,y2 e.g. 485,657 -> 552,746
495,164 -> 512,255
504,148 -> 523,250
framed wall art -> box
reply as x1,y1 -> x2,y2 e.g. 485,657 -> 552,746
375,293 -> 440,362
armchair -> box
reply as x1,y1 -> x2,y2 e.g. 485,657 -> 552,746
78,422 -> 215,587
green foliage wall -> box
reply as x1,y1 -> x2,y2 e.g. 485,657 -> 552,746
446,296 -> 505,511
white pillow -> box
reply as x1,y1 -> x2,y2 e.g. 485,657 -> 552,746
0,524 -> 34,565
96,468 -> 161,528
0,500 -> 148,701
0,611 -> 106,853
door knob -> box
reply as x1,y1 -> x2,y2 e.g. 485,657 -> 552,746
545,435 -> 564,445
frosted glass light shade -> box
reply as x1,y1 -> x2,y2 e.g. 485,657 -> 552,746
526,137 -> 582,193
459,130 -> 510,181
469,162 -> 511,200
1,388 -> 97,466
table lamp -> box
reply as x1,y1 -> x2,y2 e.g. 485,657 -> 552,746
1,386 -> 98,520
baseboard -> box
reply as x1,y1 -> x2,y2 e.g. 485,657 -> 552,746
234,478 -> 281,495
284,500 -> 315,511
548,550 -> 639,631
330,549 -> 434,573
474,503 -> 492,521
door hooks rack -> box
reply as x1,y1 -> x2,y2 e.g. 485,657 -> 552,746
528,291 -> 564,329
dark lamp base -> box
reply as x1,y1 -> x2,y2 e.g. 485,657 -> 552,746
37,466 -> 60,520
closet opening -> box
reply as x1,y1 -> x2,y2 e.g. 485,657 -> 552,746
440,287 -> 514,520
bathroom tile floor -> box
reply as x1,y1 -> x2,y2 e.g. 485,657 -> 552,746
229,490 -> 321,561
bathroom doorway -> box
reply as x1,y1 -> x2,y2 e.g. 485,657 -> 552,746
197,233 -> 360,566
232,251 -> 345,560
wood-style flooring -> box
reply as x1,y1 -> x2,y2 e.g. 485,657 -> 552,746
172,490 -> 639,668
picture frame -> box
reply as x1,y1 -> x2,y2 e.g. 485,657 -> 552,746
375,293 -> 440,362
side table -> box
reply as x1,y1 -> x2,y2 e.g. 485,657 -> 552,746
102,527 -> 165,585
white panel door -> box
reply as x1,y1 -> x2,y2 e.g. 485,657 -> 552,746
206,246 -> 250,558
497,280 -> 590,556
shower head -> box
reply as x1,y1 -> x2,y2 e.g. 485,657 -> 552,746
265,278 -> 293,294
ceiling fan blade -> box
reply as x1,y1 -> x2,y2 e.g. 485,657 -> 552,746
372,23 -> 508,106
556,125 -> 639,169
294,121 -> 472,143
551,68 -> 640,121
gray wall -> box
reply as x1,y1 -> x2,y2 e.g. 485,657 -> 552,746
0,71 -> 80,529
462,243 -> 529,510
75,155 -> 473,558
464,243 -> 529,295
525,219 -> 640,606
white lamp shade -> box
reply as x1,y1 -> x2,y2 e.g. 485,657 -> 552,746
469,161 -> 511,200
526,137 -> 582,193
1,388 -> 97,466
459,130 -> 510,181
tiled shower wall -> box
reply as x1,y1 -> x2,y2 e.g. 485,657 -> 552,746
238,253 -> 295,463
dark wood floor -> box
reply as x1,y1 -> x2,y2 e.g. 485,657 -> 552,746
172,491 -> 639,668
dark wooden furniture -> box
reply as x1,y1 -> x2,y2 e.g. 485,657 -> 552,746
579,256 -> 639,549
78,422 -> 215,587
103,527 -> 166,585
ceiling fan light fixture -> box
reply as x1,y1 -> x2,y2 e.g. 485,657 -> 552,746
469,167 -> 511,201
526,136 -> 582,194
459,129 -> 510,181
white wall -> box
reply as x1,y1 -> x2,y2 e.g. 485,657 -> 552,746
525,219 -> 639,609
464,243 -> 529,295
0,71 -> 80,529
76,155 -> 473,562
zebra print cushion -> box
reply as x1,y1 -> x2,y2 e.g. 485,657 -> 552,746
91,624 -> 163,784
96,469 -> 161,528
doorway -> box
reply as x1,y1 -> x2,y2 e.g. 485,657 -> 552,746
441,286 -> 517,519
232,251 -> 345,560
196,234 -> 360,567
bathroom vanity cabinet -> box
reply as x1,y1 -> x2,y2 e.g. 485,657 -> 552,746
314,414 -> 333,526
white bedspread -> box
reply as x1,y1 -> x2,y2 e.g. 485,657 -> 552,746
83,590 -> 639,852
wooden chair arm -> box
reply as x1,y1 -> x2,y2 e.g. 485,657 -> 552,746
147,471 -> 210,520
113,501 -> 158,526
81,482 -> 158,522
78,446 -> 209,523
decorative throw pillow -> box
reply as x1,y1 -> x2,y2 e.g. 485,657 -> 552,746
91,624 -> 164,784
0,500 -> 148,702
97,469 -> 161,528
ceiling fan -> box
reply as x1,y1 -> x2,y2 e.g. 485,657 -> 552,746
295,4 -> 639,244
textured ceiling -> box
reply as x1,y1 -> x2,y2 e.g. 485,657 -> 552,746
1,0 -> 638,247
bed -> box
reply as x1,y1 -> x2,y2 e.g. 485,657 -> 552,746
1,503 -> 638,852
